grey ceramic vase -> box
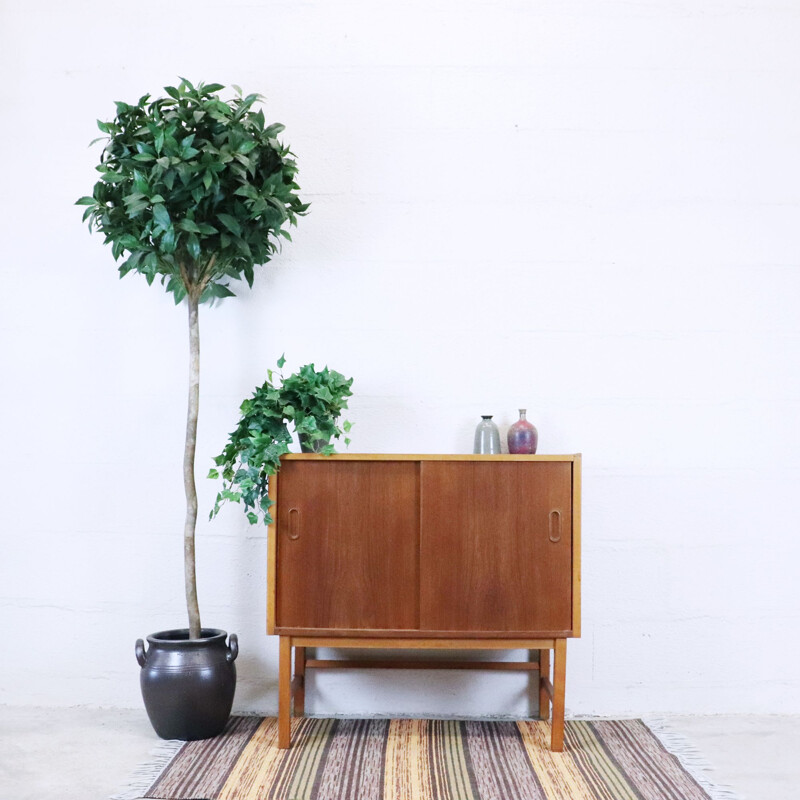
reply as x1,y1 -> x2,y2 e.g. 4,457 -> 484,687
473,415 -> 502,454
135,628 -> 238,740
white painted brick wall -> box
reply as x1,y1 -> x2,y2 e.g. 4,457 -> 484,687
0,0 -> 798,715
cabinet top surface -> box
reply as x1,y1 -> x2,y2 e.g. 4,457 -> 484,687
281,453 -> 581,462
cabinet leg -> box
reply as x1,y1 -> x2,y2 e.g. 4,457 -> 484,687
279,636 -> 292,749
528,649 -> 539,719
294,646 -> 306,716
538,647 -> 551,721
551,639 -> 567,752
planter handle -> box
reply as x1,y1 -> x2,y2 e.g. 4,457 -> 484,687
135,638 -> 147,667
227,633 -> 239,663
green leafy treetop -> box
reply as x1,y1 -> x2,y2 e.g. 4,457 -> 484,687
78,80 -> 308,639
78,78 -> 308,305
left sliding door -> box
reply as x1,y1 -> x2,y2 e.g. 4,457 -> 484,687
276,460 -> 419,632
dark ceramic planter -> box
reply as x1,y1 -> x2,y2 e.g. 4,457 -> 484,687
298,433 -> 329,453
135,628 -> 238,740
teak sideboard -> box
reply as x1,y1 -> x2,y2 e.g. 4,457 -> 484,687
267,453 -> 581,751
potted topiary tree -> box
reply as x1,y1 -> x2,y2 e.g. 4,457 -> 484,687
77,78 -> 308,739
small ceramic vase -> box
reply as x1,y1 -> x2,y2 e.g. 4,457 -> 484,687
474,415 -> 502,454
507,408 -> 538,454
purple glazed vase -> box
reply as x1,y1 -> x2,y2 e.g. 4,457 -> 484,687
507,409 -> 538,454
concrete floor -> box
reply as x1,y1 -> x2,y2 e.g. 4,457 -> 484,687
1,707 -> 798,800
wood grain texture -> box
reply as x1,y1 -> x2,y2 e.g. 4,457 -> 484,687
572,454 -> 582,636
419,461 -> 573,633
304,659 -> 541,670
276,459 -> 419,631
266,471 -> 278,635
551,638 -> 567,751
282,453 -> 579,462
294,646 -> 305,715
273,626 -> 573,638
539,647 -> 551,720
289,636 -> 557,649
278,636 -> 291,748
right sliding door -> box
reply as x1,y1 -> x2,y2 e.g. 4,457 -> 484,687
419,461 -> 573,634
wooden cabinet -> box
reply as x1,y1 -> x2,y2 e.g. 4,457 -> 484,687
268,454 -> 581,751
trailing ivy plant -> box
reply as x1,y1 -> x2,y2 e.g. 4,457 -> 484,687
77,79 -> 308,639
281,362 -> 355,454
209,356 -> 353,526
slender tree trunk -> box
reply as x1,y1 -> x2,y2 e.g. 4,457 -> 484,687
184,295 -> 202,639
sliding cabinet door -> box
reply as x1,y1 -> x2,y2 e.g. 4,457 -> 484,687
276,460 -> 419,631
420,461 -> 572,634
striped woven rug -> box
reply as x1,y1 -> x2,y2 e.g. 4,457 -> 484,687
130,716 -> 724,800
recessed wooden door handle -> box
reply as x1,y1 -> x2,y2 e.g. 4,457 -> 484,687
288,508 -> 300,540
549,510 -> 562,543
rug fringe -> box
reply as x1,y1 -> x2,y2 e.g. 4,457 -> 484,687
110,739 -> 184,800
644,716 -> 741,800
